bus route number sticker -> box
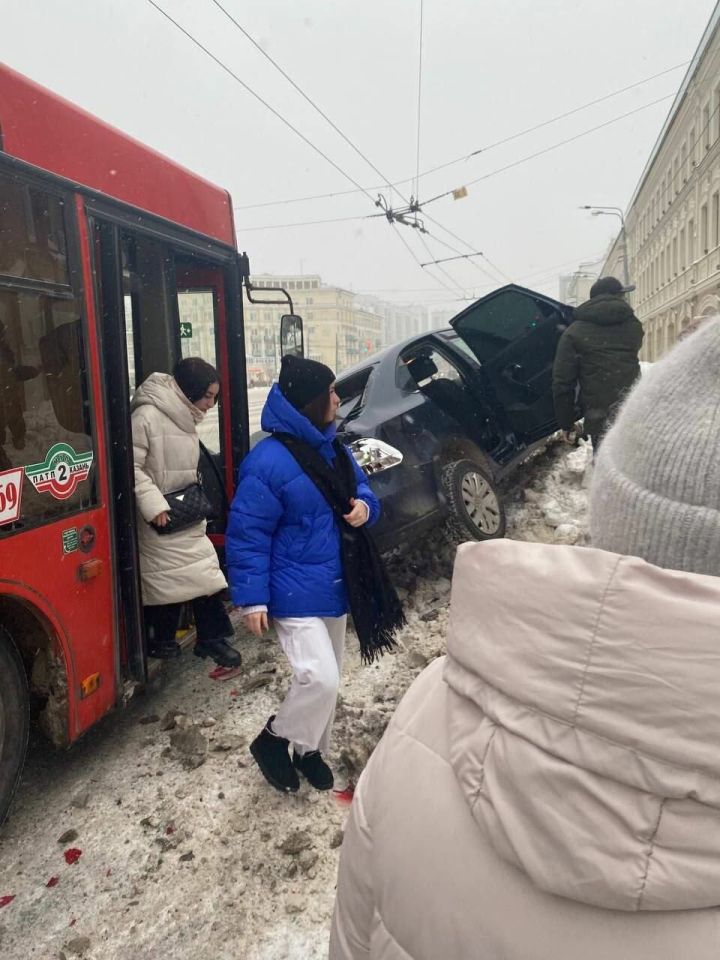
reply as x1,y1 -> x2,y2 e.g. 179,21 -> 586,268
25,443 -> 94,501
0,467 -> 24,525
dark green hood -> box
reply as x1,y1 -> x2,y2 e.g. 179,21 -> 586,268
574,294 -> 635,326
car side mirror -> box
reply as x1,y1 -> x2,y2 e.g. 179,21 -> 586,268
348,438 -> 404,476
280,314 -> 304,358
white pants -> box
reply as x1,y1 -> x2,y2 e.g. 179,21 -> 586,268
272,615 -> 347,756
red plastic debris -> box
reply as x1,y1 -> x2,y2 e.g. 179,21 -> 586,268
69,918 -> 77,927
64,848 -> 83,865
46,877 -> 59,888
333,783 -> 355,806
230,689 -> 240,698
165,826 -> 175,836
0,895 -> 15,908
209,665 -> 243,682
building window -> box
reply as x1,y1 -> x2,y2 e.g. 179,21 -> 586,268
682,139 -> 689,180
679,228 -> 686,269
701,203 -> 709,253
713,193 -> 720,248
304,281 -> 311,290
687,219 -> 695,264
703,103 -> 711,150
672,237 -> 678,275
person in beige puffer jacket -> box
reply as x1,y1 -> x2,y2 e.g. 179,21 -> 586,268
132,357 -> 240,667
330,320 -> 720,960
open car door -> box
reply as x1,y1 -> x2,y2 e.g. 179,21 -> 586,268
450,284 -> 573,443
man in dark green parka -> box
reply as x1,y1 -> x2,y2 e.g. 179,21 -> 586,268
552,276 -> 644,449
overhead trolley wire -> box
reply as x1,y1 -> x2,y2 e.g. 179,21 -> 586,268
145,0 -> 378,204
414,0 -> 425,203
239,213 -> 384,231
233,61 -> 688,212
207,0 -> 488,291
391,225 -> 467,299
209,0 -> 396,195
422,93 -> 676,206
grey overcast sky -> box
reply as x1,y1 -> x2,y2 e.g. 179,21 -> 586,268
2,0 -> 717,307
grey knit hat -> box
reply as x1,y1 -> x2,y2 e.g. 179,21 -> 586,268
591,318 -> 720,576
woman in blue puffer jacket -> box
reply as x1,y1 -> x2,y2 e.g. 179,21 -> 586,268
226,355 -> 380,794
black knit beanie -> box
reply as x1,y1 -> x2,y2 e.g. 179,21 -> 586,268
279,355 -> 335,410
173,356 -> 220,403
590,276 -> 626,298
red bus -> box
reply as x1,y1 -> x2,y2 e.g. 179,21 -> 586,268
0,64 -> 300,821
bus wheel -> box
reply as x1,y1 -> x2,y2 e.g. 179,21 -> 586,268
0,627 -> 29,825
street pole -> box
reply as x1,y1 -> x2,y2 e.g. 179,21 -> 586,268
580,205 -> 630,287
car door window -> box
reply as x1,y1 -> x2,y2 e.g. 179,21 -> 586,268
452,287 -> 569,441
398,345 -> 465,389
452,290 -> 562,364
337,366 -> 373,423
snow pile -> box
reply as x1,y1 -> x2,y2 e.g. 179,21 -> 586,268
0,441 -> 590,960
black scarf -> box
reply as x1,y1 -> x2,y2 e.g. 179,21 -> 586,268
272,432 -> 406,664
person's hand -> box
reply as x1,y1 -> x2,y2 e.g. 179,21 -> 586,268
153,511 -> 170,527
343,498 -> 369,528
244,611 -> 268,636
562,430 -> 576,444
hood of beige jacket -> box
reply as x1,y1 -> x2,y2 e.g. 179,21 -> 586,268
131,372 -> 204,431
443,539 -> 720,913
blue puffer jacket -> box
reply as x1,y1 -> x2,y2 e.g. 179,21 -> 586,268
226,385 -> 381,618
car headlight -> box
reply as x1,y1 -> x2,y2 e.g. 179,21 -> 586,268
349,438 -> 404,475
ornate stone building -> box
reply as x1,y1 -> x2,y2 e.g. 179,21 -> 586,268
604,3 -> 720,360
243,274 -> 382,381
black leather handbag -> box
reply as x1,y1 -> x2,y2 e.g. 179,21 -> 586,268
153,481 -> 215,535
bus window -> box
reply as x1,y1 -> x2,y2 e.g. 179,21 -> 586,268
121,234 -> 178,392
0,178 -> 69,285
177,287 -> 220,454
0,172 -> 96,532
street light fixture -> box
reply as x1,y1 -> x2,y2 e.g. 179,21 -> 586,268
579,205 -> 631,289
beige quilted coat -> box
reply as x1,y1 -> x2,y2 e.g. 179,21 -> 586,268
331,539 -> 720,960
131,373 -> 226,606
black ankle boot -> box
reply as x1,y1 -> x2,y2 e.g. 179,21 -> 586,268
147,640 -> 181,660
293,750 -> 334,791
250,717 -> 299,793
193,637 -> 241,668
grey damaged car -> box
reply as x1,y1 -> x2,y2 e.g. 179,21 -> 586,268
337,283 -> 575,552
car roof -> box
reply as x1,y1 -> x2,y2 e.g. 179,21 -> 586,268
336,328 -> 455,382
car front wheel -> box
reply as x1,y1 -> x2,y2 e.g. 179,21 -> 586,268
441,459 -> 506,542
0,627 -> 29,825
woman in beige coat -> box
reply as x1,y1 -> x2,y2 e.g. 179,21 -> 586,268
132,357 -> 240,667
331,320 -> 720,960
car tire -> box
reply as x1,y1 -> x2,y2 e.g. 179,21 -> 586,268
441,459 -> 506,542
0,627 -> 29,825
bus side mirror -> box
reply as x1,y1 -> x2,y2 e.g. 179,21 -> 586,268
280,314 -> 304,358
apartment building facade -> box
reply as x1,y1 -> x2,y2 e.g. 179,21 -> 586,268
243,274 -> 382,382
604,3 -> 720,360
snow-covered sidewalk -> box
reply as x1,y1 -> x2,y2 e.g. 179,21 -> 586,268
0,440 -> 591,960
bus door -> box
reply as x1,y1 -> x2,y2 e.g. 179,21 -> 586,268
175,265 -> 243,555
91,218 -> 246,683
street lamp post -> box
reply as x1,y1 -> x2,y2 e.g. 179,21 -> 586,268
579,205 -> 631,289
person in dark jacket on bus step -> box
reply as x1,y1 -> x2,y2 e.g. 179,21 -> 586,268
552,276 -> 644,450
